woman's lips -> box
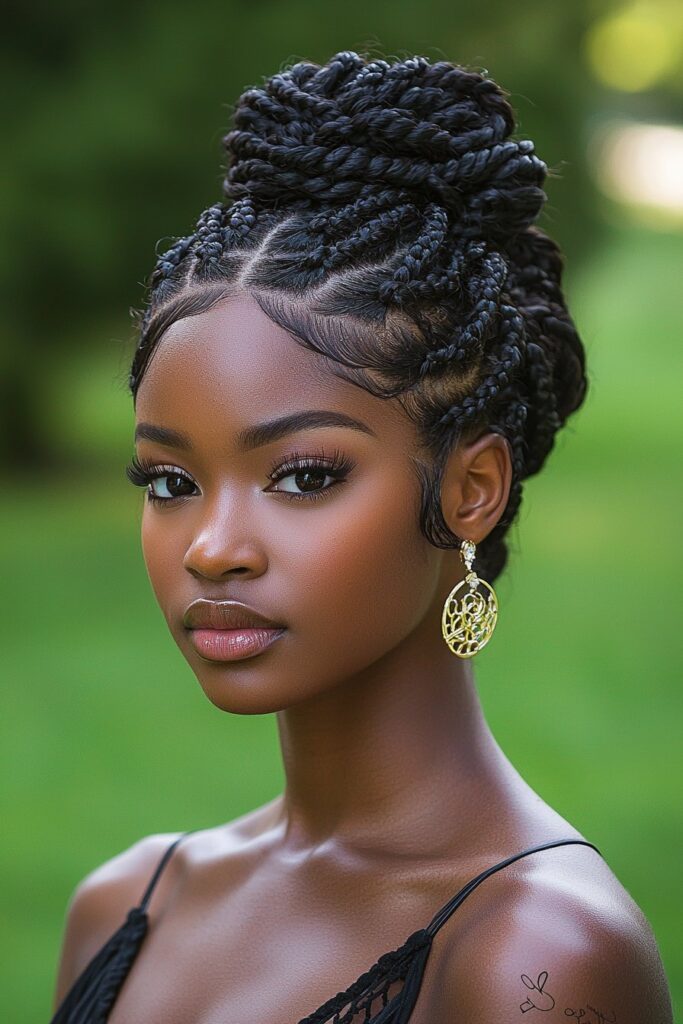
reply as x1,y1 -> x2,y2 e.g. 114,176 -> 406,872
183,598 -> 286,661
188,627 -> 286,662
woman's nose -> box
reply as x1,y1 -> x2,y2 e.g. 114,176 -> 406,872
182,502 -> 268,581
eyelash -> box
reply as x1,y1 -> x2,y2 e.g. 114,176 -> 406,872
124,447 -> 355,506
125,456 -> 187,506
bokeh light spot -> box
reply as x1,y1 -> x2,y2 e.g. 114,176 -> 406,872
585,3 -> 681,92
590,119 -> 683,227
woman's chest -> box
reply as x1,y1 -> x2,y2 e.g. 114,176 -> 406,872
108,922 -> 411,1024
106,871 -> 447,1024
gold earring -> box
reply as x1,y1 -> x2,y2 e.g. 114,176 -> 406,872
441,539 -> 498,658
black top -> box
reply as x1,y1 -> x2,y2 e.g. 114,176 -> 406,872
50,832 -> 601,1023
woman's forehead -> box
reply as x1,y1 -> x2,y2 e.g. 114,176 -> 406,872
135,293 -> 413,446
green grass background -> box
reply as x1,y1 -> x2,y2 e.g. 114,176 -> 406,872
2,223 -> 681,1020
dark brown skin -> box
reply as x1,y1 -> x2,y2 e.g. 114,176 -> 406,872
53,294 -> 673,1022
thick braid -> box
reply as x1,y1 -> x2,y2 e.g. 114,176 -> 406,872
381,203 -> 449,292
436,305 -> 525,434
150,235 -> 194,290
225,131 -> 544,218
308,188 -> 410,237
379,238 -> 487,305
194,203 -> 228,266
132,52 -> 588,584
224,197 -> 258,245
301,202 -> 419,273
224,53 -> 545,231
415,249 -> 508,376
523,339 -> 561,475
503,227 -> 586,478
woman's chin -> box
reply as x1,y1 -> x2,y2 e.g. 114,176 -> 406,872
178,639 -> 312,715
195,674 -> 314,716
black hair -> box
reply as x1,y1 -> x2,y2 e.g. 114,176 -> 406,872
130,50 -> 588,583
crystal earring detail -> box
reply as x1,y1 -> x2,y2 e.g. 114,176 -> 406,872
441,539 -> 498,658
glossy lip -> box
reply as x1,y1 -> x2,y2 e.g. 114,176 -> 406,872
183,599 -> 287,663
183,599 -> 285,631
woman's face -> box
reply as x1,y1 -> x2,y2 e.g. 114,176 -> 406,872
133,292 -> 448,714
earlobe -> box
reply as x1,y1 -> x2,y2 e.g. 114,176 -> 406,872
440,432 -> 513,543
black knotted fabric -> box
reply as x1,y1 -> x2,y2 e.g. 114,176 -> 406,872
297,927 -> 433,1024
50,907 -> 148,1023
50,832 -> 194,1024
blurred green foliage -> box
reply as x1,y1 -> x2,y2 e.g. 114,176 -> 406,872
2,2 -> 682,1021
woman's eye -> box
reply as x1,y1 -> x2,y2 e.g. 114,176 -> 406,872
265,449 -> 355,501
270,467 -> 336,495
149,473 -> 196,500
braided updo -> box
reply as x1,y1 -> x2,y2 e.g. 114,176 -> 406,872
130,50 -> 588,583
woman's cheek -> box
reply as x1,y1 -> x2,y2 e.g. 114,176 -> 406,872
277,471 -> 435,656
140,509 -> 181,621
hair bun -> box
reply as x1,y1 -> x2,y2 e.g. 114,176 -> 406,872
223,51 -> 548,240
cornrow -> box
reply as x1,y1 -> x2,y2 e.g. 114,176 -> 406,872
301,203 -> 419,273
381,203 -> 449,296
377,238 -> 486,306
131,51 -> 588,583
194,203 -> 227,266
150,235 -> 193,290
308,189 -> 408,236
225,197 -> 258,245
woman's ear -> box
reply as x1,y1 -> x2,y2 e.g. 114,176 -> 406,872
439,432 -> 513,544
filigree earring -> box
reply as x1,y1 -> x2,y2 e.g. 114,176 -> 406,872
441,539 -> 498,658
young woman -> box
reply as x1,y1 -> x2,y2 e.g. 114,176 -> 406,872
50,51 -> 673,1023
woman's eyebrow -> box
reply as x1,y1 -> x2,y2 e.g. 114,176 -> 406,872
134,410 -> 377,452
134,423 -> 192,449
237,410 -> 377,450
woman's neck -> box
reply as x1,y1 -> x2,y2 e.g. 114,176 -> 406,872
275,614 -> 510,858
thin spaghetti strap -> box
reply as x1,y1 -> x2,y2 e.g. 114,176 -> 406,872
138,829 -> 201,911
50,828 -> 203,1023
426,837 -> 601,937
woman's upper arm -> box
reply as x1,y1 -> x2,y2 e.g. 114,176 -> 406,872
51,832 -> 182,1014
423,882 -> 673,1024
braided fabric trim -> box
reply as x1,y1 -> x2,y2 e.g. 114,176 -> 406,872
296,928 -> 432,1024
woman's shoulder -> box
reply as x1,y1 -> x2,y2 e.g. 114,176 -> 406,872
52,830 -> 183,1009
420,838 -> 673,1023
52,803 -> 279,1012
